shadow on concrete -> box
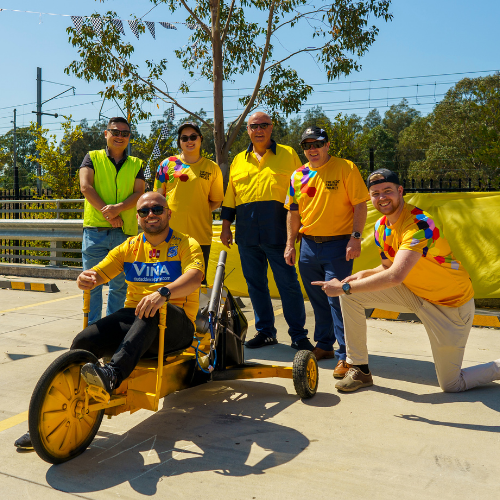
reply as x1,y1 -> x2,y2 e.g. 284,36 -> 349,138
46,380 -> 310,496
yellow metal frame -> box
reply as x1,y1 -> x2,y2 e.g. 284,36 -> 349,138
79,289 -> 300,419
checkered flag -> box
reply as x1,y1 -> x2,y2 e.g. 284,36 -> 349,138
160,121 -> 170,139
128,19 -> 140,39
90,16 -> 102,36
71,16 -> 84,35
144,163 -> 151,180
168,105 -> 175,121
186,23 -> 196,30
145,21 -> 155,39
152,140 -> 161,160
112,19 -> 126,36
160,22 -> 177,30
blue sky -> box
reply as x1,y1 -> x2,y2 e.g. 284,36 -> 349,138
0,0 -> 499,140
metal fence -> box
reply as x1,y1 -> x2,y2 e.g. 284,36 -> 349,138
401,177 -> 500,193
0,198 -> 84,266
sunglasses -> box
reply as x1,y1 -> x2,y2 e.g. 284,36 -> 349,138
301,140 -> 326,151
106,129 -> 131,137
180,134 -> 200,142
137,205 -> 165,218
248,123 -> 272,130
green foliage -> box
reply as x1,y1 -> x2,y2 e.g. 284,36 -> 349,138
0,126 -> 38,190
64,0 -> 393,174
399,73 -> 500,183
28,117 -> 83,199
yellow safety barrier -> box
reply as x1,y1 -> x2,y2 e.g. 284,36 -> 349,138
208,192 -> 500,300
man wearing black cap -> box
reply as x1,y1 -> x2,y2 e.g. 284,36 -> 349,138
284,126 -> 369,372
314,168 -> 500,393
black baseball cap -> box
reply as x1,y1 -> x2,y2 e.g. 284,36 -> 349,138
300,126 -> 329,144
177,122 -> 203,147
366,169 -> 401,188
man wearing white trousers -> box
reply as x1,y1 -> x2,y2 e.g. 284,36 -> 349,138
312,168 -> 500,393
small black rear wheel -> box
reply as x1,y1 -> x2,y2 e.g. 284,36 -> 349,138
293,350 -> 318,399
29,349 -> 104,464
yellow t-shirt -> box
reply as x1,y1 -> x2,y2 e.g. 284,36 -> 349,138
154,156 -> 224,245
284,156 -> 370,236
93,228 -> 205,325
374,203 -> 474,307
222,143 -> 302,209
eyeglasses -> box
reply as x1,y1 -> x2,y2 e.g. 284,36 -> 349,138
301,140 -> 326,151
106,129 -> 131,137
180,134 -> 200,142
137,205 -> 165,218
248,123 -> 272,130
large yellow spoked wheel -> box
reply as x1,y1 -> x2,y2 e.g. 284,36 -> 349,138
292,350 -> 319,399
28,349 -> 105,464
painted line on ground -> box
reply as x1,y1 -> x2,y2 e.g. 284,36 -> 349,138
0,294 -> 81,314
0,411 -> 28,433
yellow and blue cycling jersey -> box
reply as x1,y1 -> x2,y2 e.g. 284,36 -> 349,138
92,228 -> 205,325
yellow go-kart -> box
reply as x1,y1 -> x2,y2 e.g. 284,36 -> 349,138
27,251 -> 318,464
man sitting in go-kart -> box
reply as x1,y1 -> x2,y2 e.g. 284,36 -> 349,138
15,191 -> 205,449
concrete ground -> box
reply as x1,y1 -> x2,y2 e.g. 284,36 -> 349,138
0,275 -> 499,499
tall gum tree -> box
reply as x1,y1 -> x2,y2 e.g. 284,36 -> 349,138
65,0 -> 392,185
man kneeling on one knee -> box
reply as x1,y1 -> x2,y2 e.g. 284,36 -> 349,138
15,191 -> 204,450
313,168 -> 500,393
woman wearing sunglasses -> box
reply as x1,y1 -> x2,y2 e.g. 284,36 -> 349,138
154,122 -> 224,283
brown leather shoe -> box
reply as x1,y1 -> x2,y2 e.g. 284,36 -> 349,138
335,367 -> 373,392
312,347 -> 336,361
333,360 -> 352,379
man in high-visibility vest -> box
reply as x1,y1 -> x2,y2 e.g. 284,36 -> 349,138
79,117 -> 145,324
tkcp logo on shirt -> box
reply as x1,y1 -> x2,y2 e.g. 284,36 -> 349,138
199,171 -> 211,180
325,180 -> 340,190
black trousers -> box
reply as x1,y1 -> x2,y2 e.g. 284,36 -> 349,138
71,305 -> 194,385
200,244 -> 210,285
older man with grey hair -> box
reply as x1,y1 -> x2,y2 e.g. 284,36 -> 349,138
220,112 -> 310,350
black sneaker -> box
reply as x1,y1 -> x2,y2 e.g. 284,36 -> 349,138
14,431 -> 33,450
291,337 -> 314,351
81,362 -> 118,395
245,333 -> 278,349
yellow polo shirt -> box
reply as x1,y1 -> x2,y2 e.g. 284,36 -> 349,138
374,203 -> 474,307
154,156 -> 224,245
93,228 -> 205,325
284,156 -> 369,236
222,143 -> 302,210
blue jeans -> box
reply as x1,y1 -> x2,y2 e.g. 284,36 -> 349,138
237,243 -> 307,342
298,237 -> 353,359
82,227 -> 130,325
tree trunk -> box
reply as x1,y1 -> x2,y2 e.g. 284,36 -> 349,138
210,0 -> 229,190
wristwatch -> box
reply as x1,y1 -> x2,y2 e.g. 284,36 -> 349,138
342,283 -> 352,295
351,231 -> 362,239
158,287 -> 171,301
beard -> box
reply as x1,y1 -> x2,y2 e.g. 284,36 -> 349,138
140,218 -> 169,235
377,196 -> 401,216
